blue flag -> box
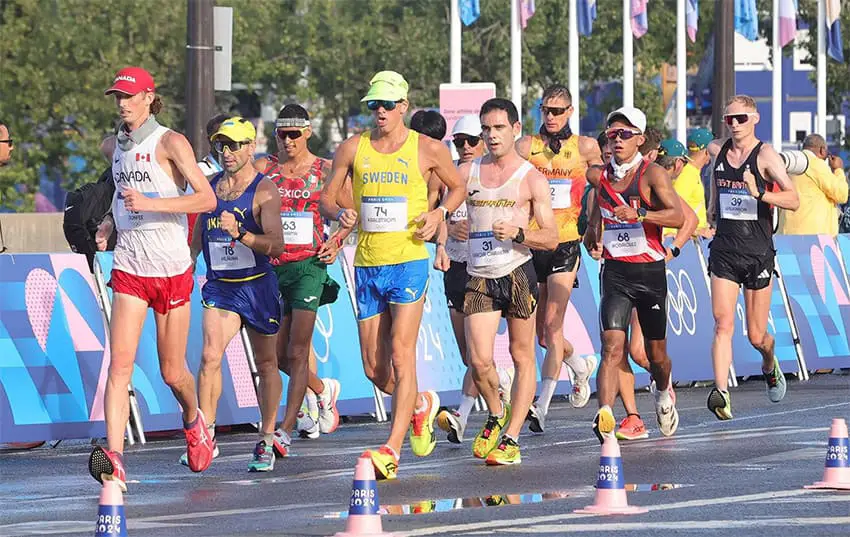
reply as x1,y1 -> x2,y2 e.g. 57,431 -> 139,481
578,0 -> 597,36
734,0 -> 759,41
460,0 -> 480,26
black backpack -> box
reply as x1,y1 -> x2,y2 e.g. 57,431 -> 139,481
63,166 -> 117,270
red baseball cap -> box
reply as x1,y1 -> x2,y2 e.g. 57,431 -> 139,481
105,67 -> 156,96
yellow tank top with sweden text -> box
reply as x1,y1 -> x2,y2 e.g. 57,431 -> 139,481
352,130 -> 429,267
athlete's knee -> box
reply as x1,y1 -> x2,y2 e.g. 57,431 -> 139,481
508,340 -> 534,363
713,315 -> 735,338
601,338 -> 626,363
107,355 -> 134,381
286,341 -> 311,364
467,350 -> 494,373
542,317 -> 564,345
160,362 -> 189,388
747,329 -> 769,349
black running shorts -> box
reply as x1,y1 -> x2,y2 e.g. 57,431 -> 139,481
600,259 -> 667,341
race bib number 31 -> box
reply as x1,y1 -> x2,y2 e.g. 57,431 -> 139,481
361,196 -> 408,232
602,223 -> 648,258
550,179 -> 572,209
210,238 -> 256,272
468,231 -> 512,267
719,188 -> 757,221
281,211 -> 313,246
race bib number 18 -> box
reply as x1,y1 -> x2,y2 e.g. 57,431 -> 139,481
719,188 -> 757,221
361,196 -> 408,232
209,238 -> 256,271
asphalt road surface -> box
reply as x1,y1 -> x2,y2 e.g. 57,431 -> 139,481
2,373 -> 849,537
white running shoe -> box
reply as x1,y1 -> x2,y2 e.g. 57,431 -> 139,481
569,355 -> 598,408
317,378 -> 341,434
272,428 -> 291,458
526,403 -> 545,434
296,404 -> 320,439
654,389 -> 679,437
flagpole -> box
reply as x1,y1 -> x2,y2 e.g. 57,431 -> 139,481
817,0 -> 827,136
511,0 -> 522,123
676,0 -> 687,144
450,0 -> 461,84
623,0 -> 634,107
772,0 -> 782,149
568,0 -> 579,133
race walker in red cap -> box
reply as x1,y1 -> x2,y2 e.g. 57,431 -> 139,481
88,67 -> 218,491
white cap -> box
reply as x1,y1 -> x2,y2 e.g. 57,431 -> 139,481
606,106 -> 647,133
452,114 -> 482,137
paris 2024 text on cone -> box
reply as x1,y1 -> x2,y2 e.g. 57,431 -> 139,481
333,455 -> 395,537
575,434 -> 648,515
94,480 -> 127,537
805,418 -> 850,490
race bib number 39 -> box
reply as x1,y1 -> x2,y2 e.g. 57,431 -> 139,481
361,196 -> 408,232
550,179 -> 572,209
719,188 -> 757,221
602,223 -> 648,258
468,231 -> 512,267
209,238 -> 256,272
281,211 -> 313,246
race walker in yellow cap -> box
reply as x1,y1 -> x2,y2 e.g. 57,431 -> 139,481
320,70 -> 466,480
190,116 -> 287,472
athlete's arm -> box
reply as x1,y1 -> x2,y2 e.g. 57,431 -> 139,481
189,212 -> 203,263
319,136 -> 358,228
757,145 -> 800,211
239,178 -> 285,258
413,137 -> 464,241
100,136 -> 116,162
668,195 -> 697,257
319,162 -> 354,263
122,131 -> 217,214
497,169 -> 559,251
515,135 -> 532,159
616,164 -> 684,228
583,193 -> 603,259
579,135 -> 604,168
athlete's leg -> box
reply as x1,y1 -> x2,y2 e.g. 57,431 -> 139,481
598,329 -> 628,409
710,275 -> 740,390
504,314 -> 538,439
357,312 -> 395,395
278,315 -> 325,395
104,293 -> 147,454
465,311 -> 504,415
618,312 -> 641,416
154,302 -> 198,427
198,307 -> 243,428
247,329 -> 283,438
385,300 -> 426,454
743,282 -> 775,370
452,309 -> 478,398
280,309 -> 317,433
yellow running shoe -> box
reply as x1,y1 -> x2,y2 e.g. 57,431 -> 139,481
592,405 -> 616,444
410,390 -> 440,457
363,445 -> 399,480
485,436 -> 521,465
472,403 -> 511,459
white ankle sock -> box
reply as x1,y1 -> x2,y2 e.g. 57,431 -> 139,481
538,378 -> 558,415
457,395 -> 476,425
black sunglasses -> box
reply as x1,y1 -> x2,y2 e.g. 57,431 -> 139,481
275,128 -> 305,140
540,105 -> 570,117
606,128 -> 640,141
0,139 -> 12,147
453,136 -> 481,149
213,140 -> 248,153
366,100 -> 402,111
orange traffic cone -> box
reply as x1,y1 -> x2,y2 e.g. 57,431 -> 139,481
333,456 -> 394,536
805,418 -> 850,490
94,481 -> 127,536
574,435 -> 647,515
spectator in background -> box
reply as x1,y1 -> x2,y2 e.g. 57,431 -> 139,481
410,110 -> 447,141
0,122 -> 13,166
657,139 -> 709,237
778,134 -> 848,236
687,127 -> 714,204
638,127 -> 663,162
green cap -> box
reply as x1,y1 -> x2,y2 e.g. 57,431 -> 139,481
687,128 -> 713,151
658,139 -> 687,158
361,71 -> 409,102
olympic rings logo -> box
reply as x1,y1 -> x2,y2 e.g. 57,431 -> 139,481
312,305 -> 333,364
666,268 -> 697,336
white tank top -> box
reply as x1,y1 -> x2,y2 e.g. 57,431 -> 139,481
443,183 -> 468,263
111,126 -> 191,277
465,158 -> 532,279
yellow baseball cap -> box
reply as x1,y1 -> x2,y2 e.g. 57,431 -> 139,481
210,116 -> 256,142
361,71 -> 409,102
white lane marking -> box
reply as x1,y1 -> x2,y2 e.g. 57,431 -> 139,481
403,488 -> 816,536
503,517 -> 850,534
